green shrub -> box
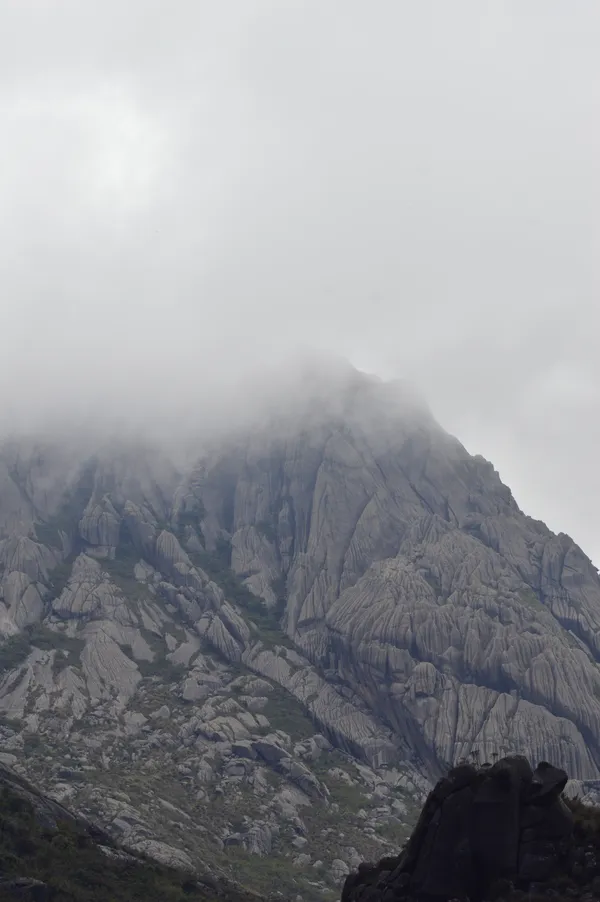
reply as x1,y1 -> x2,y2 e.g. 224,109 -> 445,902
0,626 -> 84,677
0,634 -> 31,675
262,686 -> 315,740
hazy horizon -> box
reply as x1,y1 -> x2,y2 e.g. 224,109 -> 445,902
1,3 -> 598,561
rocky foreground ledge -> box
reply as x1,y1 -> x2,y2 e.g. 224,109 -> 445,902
342,756 -> 600,902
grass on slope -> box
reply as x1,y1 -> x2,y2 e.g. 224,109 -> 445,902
184,539 -> 292,651
0,783 -> 257,902
0,626 -> 84,676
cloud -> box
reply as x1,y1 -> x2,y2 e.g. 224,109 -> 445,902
0,2 -> 599,559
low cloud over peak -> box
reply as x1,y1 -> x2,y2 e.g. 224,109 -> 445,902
1,2 -> 599,559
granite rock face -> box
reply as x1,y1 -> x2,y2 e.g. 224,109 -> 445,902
184,367 -> 600,779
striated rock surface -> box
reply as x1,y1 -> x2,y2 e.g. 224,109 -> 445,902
183,364 -> 600,779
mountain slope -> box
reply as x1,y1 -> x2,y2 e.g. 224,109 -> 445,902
0,362 -> 599,894
0,760 -> 259,902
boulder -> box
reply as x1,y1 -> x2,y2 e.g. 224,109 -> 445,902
331,859 -> 351,886
252,740 -> 288,764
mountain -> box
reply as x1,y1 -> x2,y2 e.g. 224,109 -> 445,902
0,360 -> 600,897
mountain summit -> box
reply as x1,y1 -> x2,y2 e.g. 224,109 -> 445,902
0,362 -> 599,897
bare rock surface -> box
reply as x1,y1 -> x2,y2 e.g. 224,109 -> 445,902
186,366 -> 600,779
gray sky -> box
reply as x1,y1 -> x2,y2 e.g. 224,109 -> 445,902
1,2 -> 599,560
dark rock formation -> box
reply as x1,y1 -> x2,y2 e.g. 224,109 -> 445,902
341,756 -> 600,901
0,876 -> 49,901
0,761 -> 112,841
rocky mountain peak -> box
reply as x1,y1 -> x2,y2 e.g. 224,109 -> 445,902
0,364 -> 599,897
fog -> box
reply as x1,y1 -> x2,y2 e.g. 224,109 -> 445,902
0,3 -> 599,558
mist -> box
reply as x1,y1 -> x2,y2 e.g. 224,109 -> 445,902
0,2 -> 599,559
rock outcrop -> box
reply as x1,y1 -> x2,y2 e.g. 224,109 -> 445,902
342,756 -> 600,902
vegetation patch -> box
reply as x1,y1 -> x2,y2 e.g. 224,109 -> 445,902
100,530 -> 148,601
0,782 -> 257,902
186,543 -> 291,650
0,634 -> 32,675
261,686 -> 315,740
255,521 -> 277,544
47,560 -> 75,602
0,626 -> 84,677
216,845 -> 330,902
35,460 -> 98,551
122,637 -> 185,684
0,715 -> 21,731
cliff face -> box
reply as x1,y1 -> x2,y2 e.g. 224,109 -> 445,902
0,363 -> 599,897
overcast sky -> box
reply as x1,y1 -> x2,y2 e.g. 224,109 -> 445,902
1,2 -> 599,560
